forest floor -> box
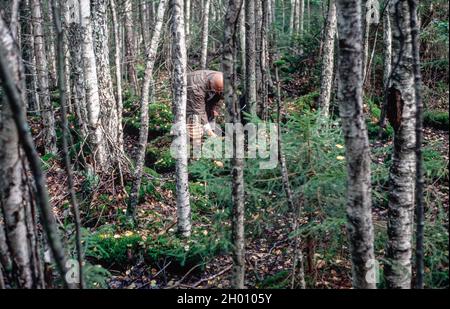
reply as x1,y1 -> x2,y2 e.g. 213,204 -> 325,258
35,106 -> 448,289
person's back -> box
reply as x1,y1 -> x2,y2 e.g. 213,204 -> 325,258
186,70 -> 223,137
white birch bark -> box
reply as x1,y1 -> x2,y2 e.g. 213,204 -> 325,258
171,0 -> 191,238
67,0 -> 89,140
184,0 -> 191,46
239,3 -> 246,86
127,0 -> 168,218
0,15 -> 36,289
124,0 -> 137,92
385,0 -> 416,289
223,0 -> 245,288
200,0 -> 211,69
335,0 -> 376,289
79,0 -> 108,170
110,0 -> 124,149
31,0 -> 58,154
318,0 -> 337,118
92,0 -> 120,158
245,0 -> 257,116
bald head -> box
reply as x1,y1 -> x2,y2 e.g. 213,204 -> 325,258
209,72 -> 223,94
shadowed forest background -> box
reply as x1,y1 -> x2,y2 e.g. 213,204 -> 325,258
0,0 -> 448,289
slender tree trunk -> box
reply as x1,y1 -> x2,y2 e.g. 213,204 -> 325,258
335,0 -> 376,289
9,0 -> 20,41
31,0 -> 58,154
255,0 -> 262,107
139,0 -> 149,51
67,0 -> 89,141
200,0 -> 211,69
409,0 -> 424,290
259,0 -> 270,120
378,6 -> 392,137
385,0 -> 416,289
124,0 -> 138,94
45,1 -> 57,89
184,0 -> 191,47
79,0 -> 109,171
289,0 -> 295,37
245,0 -> 257,116
223,0 -> 245,288
293,0 -> 299,35
318,0 -> 337,118
361,0 -> 371,83
239,3 -> 246,88
0,20 -> 34,286
92,0 -> 120,164
171,0 -> 191,238
51,0 -> 84,288
274,67 -> 306,289
0,15 -> 72,289
20,0 -> 38,113
299,0 -> 304,36
110,0 -> 124,150
127,0 -> 168,219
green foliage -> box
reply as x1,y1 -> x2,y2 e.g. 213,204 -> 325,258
188,106 -> 448,288
123,102 -> 173,135
83,263 -> 111,288
148,103 -> 173,134
257,270 -> 290,289
40,153 -> 57,171
293,91 -> 319,110
423,204 -> 449,288
424,110 -> 449,130
145,134 -> 174,169
85,224 -> 231,270
140,169 -> 162,201
423,144 -> 449,180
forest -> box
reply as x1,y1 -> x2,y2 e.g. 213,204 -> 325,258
0,0 -> 448,290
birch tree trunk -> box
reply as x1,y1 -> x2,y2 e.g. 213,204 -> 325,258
79,0 -> 109,171
239,3 -> 246,88
0,18 -> 34,287
20,0 -> 38,113
124,0 -> 137,94
245,0 -> 257,116
51,0 -> 84,288
409,0 -> 425,290
299,0 -> 304,36
67,0 -> 89,141
200,0 -> 211,69
254,0 -> 263,107
45,1 -> 57,90
223,0 -> 245,288
289,0 -> 295,37
293,0 -> 299,35
335,0 -> 376,289
171,0 -> 191,238
127,0 -> 168,219
92,0 -> 120,160
110,0 -> 124,150
361,0 -> 371,83
0,14 -> 69,289
385,0 -> 416,289
378,7 -> 392,137
184,0 -> 191,46
31,0 -> 57,154
318,0 -> 337,118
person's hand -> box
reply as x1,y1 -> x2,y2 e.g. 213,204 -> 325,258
206,129 -> 217,137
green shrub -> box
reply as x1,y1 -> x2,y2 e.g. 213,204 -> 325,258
145,134 -> 176,172
85,225 -> 231,271
424,110 -> 449,130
